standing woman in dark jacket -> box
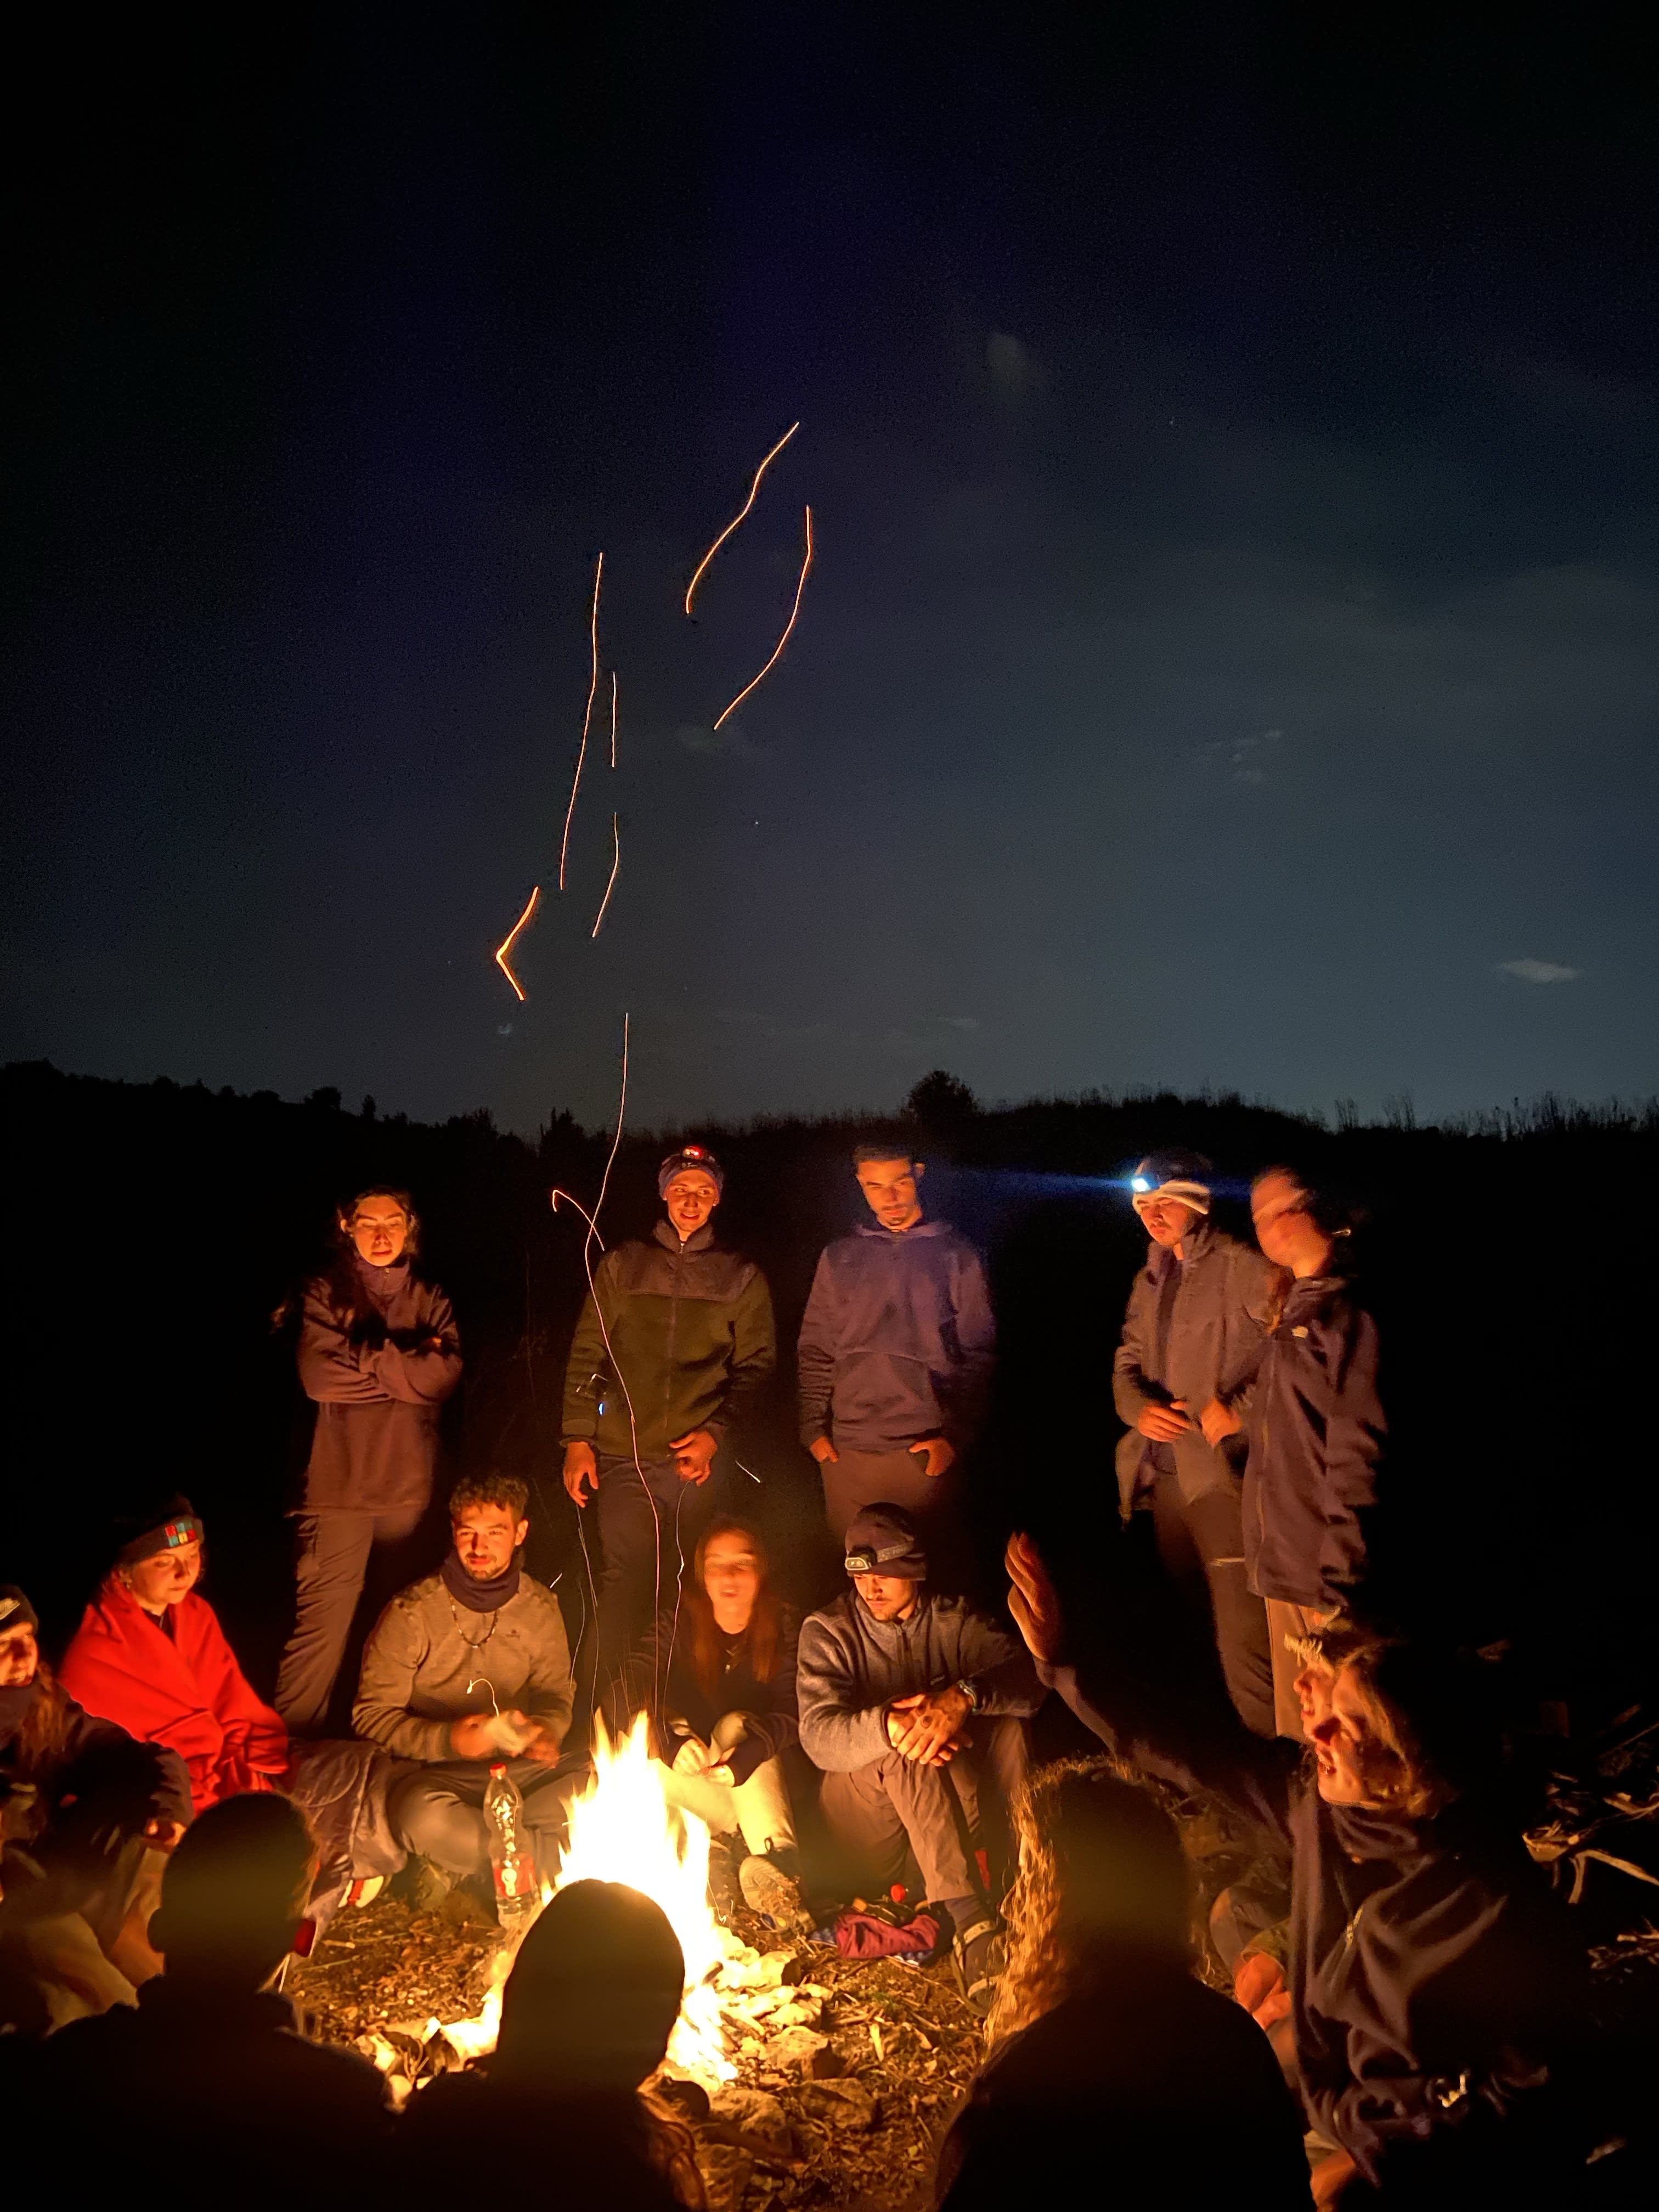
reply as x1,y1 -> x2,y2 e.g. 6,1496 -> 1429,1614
1245,1169 -> 1385,1738
274,1187 -> 462,1733
1004,1537 -> 1595,2210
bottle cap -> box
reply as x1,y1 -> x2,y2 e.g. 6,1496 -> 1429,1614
489,1762 -> 507,1776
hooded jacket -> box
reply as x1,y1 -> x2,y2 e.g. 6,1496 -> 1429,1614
796,1218 -> 995,1454
561,1222 -> 776,1463
612,1601 -> 801,1785
354,1568 -> 575,1763
296,1258 -> 462,1514
1,1685 -> 191,1847
797,1588 -> 1040,1772
1112,1221 -> 1278,1515
59,1582 -> 289,1813
1040,1654 -> 1588,2202
1244,1271 -> 1386,1613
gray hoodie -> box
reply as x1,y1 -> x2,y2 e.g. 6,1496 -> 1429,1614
796,1588 -> 1041,1773
354,1570 -> 575,1763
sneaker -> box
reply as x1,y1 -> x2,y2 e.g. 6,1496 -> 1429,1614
345,1875 -> 385,1909
738,1849 -> 812,1936
952,1914 -> 1006,2016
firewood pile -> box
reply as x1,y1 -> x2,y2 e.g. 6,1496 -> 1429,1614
289,1892 -> 986,2210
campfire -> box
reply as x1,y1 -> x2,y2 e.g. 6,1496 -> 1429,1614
364,1712 -> 825,2096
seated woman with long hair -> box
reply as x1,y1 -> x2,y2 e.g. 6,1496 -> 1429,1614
938,1756 -> 1309,2208
611,1518 -> 805,1929
1005,1535 -> 1597,2209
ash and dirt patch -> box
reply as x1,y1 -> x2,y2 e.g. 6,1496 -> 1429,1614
290,1892 -> 986,2211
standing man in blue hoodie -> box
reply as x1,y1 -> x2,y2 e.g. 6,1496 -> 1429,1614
798,1142 -> 996,1544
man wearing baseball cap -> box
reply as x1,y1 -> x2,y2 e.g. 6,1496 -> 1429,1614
1113,1149 -> 1277,1736
561,1145 -> 776,1696
796,1503 -> 1041,2013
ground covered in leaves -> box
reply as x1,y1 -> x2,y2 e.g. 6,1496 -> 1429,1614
290,1890 -> 986,2212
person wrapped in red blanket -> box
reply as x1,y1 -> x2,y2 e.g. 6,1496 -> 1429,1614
59,1497 -> 406,1920
59,1500 -> 287,1812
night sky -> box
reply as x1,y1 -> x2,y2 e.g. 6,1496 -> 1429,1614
7,9 -> 1657,1131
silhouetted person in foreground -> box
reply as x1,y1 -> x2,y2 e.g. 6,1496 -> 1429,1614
1246,1167 -> 1386,1737
1113,1149 -> 1277,1736
42,1792 -> 391,2203
1006,1534 -> 1599,2208
938,1756 -> 1310,2209
399,1878 -> 700,2208
275,1186 -> 462,1733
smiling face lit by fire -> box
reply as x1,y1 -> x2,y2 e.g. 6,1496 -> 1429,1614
664,1170 -> 720,1242
453,1500 -> 528,1582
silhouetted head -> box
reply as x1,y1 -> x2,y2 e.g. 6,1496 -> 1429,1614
150,1792 -> 318,1990
991,1756 -> 1192,2039
496,1880 -> 684,2092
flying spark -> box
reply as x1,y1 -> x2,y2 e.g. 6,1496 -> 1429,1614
609,670 -> 618,768
591,813 -> 620,938
684,422 -> 800,615
494,884 -> 541,1002
712,505 -> 814,732
558,551 -> 605,892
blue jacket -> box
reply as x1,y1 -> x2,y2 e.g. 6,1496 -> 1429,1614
795,1218 -> 996,1453
1244,1272 -> 1385,1614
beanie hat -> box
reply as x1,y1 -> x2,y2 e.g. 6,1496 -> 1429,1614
0,1586 -> 38,1634
658,1145 -> 725,1199
1130,1150 -> 1212,1218
114,1496 -> 204,1569
844,1503 -> 927,1581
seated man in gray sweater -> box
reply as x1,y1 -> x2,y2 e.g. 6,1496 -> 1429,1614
354,1472 -> 582,1904
797,1504 -> 1041,2011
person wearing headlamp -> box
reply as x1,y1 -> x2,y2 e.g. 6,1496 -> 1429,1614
1113,1150 -> 1276,1737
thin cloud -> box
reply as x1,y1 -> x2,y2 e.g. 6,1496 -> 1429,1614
1498,958 -> 1582,984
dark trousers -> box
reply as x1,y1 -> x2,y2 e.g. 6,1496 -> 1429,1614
588,1454 -> 719,1703
1150,1469 -> 1275,1740
274,1502 -> 427,1734
387,1754 -> 588,1881
820,1718 -> 1028,1906
821,1447 -> 955,1544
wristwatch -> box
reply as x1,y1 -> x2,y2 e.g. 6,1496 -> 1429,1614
956,1678 -> 982,1713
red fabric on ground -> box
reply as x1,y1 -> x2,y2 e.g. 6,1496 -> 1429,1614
60,1581 -> 290,1813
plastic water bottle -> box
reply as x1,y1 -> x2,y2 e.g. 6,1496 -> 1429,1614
483,1762 -> 539,1937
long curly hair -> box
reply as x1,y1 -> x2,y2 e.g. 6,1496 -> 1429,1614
988,1755 -> 1192,2045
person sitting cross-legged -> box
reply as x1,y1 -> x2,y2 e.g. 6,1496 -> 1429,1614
610,1517 -> 807,1931
40,1792 -> 392,2204
354,1471 -> 583,1906
397,1878 -> 701,2208
797,1504 -> 1040,2011
937,1756 -> 1310,2209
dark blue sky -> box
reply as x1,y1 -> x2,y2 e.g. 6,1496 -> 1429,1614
6,8 -> 1656,1130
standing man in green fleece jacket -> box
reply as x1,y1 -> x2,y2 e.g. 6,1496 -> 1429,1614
561,1146 -> 777,1699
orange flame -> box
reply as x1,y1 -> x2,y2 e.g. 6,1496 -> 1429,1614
493,884 -> 541,1002
684,422 -> 800,615
712,505 -> 814,731
558,551 -> 605,892
591,813 -> 620,938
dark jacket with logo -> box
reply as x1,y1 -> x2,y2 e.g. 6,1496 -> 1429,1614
1041,1654 -> 1588,2203
297,1258 -> 462,1514
561,1222 -> 776,1463
1112,1221 -> 1278,1516
1244,1272 -> 1385,1614
797,1219 -> 995,1454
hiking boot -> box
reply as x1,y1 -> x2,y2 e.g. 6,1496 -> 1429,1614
738,1848 -> 813,1936
952,1914 -> 1006,2016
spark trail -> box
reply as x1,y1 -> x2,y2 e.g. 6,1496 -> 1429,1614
558,551 -> 605,892
609,670 -> 618,768
684,422 -> 799,615
494,884 -> 541,1001
591,813 -> 620,938
712,505 -> 814,731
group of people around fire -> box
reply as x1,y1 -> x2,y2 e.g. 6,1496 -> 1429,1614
0,1138 -> 1642,2203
